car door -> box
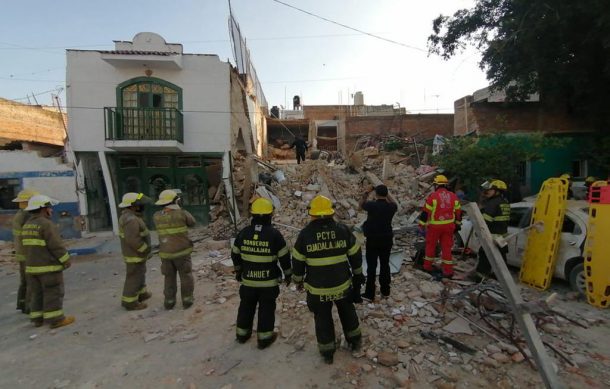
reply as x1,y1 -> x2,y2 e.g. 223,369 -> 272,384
510,206 -> 533,267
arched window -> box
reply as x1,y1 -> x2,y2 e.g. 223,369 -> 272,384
117,77 -> 182,110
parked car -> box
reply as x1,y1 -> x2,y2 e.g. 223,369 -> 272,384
458,200 -> 589,294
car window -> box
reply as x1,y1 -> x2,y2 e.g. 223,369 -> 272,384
509,207 -> 530,228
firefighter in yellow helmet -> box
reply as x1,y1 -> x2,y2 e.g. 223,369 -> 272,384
559,173 -> 574,199
11,188 -> 39,313
418,175 -> 462,279
231,197 -> 292,349
292,195 -> 364,364
118,192 -> 153,310
473,179 -> 511,281
23,194 -> 74,328
585,176 -> 597,199
153,189 -> 196,310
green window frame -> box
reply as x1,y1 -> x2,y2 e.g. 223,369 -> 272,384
117,77 -> 182,110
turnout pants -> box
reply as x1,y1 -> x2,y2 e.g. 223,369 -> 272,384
122,262 -> 147,308
161,256 -> 194,306
17,261 -> 30,311
424,223 -> 456,276
306,292 -> 361,357
236,285 -> 279,342
364,236 -> 393,298
28,272 -> 65,325
476,245 -> 508,277
296,149 -> 306,164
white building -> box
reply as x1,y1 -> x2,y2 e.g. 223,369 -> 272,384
66,32 -> 264,233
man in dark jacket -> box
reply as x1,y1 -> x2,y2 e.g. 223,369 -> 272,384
359,185 -> 397,301
290,136 -> 308,164
474,180 -> 511,280
231,198 -> 291,349
292,195 -> 364,364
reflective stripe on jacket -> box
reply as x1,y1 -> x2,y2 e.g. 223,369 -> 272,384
22,214 -> 69,274
292,218 -> 362,297
481,195 -> 510,235
12,209 -> 30,262
231,220 -> 291,288
119,209 -> 151,263
420,188 -> 462,226
153,207 -> 196,259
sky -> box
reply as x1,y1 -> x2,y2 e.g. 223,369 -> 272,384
0,0 -> 488,113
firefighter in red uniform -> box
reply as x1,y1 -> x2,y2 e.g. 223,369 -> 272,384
231,198 -> 292,349
292,195 -> 364,364
419,175 -> 462,279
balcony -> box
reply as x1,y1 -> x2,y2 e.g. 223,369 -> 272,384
104,107 -> 184,152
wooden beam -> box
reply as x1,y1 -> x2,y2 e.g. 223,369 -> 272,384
364,171 -> 402,212
462,203 -> 563,389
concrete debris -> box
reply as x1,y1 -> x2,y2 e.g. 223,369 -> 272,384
443,317 -> 474,335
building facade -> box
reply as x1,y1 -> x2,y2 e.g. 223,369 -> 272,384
66,32 -> 261,233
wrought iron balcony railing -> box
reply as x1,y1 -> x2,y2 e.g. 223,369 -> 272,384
104,107 -> 183,143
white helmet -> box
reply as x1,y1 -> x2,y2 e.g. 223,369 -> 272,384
25,194 -> 59,211
155,189 -> 179,206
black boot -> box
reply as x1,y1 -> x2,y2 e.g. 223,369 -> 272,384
322,352 -> 334,364
257,332 -> 278,349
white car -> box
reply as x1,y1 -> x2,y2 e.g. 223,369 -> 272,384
458,200 -> 589,294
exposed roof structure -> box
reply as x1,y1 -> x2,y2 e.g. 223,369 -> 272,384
0,98 -> 66,146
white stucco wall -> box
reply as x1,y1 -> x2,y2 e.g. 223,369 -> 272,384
66,50 -> 232,153
0,151 -> 78,203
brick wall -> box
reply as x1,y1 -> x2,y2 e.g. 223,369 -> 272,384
455,100 -> 594,135
345,114 -> 454,151
0,98 -> 66,146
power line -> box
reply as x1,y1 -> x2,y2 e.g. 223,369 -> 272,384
270,0 -> 426,52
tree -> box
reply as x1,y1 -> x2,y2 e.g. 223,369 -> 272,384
428,0 -> 610,129
432,133 -> 565,200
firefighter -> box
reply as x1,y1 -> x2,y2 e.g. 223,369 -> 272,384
153,189 -> 196,310
22,194 -> 74,328
118,192 -> 153,311
11,188 -> 39,313
231,198 -> 291,349
474,179 -> 511,281
560,173 -> 574,199
292,195 -> 365,364
419,175 -> 462,279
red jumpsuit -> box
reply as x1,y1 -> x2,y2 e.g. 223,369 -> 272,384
419,187 -> 462,276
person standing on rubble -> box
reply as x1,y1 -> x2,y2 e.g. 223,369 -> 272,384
358,184 -> 397,301
11,188 -> 39,314
153,189 -> 196,310
231,198 -> 291,349
22,194 -> 74,328
419,175 -> 462,279
290,135 -> 308,164
118,192 -> 153,311
292,195 -> 364,364
472,180 -> 511,281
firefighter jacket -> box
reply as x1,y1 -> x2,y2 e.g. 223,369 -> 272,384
419,187 -> 462,226
22,214 -> 70,274
153,205 -> 196,260
292,218 -> 363,299
119,209 -> 151,263
12,209 -> 31,262
481,194 -> 510,235
231,219 -> 291,288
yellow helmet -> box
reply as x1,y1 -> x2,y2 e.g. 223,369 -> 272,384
560,173 -> 571,180
155,189 -> 178,206
308,195 -> 334,216
433,175 -> 449,185
251,198 -> 274,215
118,192 -> 151,208
25,194 -> 59,211
585,176 -> 597,184
490,179 -> 507,191
12,188 -> 39,203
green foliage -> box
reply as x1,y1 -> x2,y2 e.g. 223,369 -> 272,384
428,0 -> 610,129
581,135 -> 610,177
432,133 -> 567,195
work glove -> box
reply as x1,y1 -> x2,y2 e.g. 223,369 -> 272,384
417,225 -> 426,237
64,261 -> 72,269
284,275 -> 291,287
352,273 -> 365,285
235,271 -> 242,282
296,282 -> 304,292
455,223 -> 461,232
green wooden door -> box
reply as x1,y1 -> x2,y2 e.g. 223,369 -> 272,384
174,155 -> 210,225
